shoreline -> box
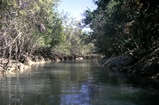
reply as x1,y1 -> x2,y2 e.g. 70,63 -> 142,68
0,58 -> 51,74
0,54 -> 102,75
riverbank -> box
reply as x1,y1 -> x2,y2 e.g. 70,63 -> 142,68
0,49 -> 102,75
0,57 -> 49,74
98,48 -> 159,80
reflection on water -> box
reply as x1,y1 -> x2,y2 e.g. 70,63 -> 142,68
0,60 -> 159,105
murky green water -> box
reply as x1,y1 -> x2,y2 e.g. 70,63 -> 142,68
0,60 -> 159,105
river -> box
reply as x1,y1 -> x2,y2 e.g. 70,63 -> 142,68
0,60 -> 159,105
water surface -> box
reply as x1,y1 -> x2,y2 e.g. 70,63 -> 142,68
0,60 -> 159,105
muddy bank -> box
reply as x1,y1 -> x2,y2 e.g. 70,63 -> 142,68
0,57 -> 48,74
98,49 -> 159,80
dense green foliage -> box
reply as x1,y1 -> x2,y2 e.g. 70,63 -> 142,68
0,0 -> 64,61
0,0 -> 96,68
82,0 -> 159,56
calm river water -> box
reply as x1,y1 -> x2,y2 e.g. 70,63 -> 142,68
0,60 -> 159,105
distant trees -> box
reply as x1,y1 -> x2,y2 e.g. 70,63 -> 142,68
82,0 -> 159,56
53,15 -> 95,56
